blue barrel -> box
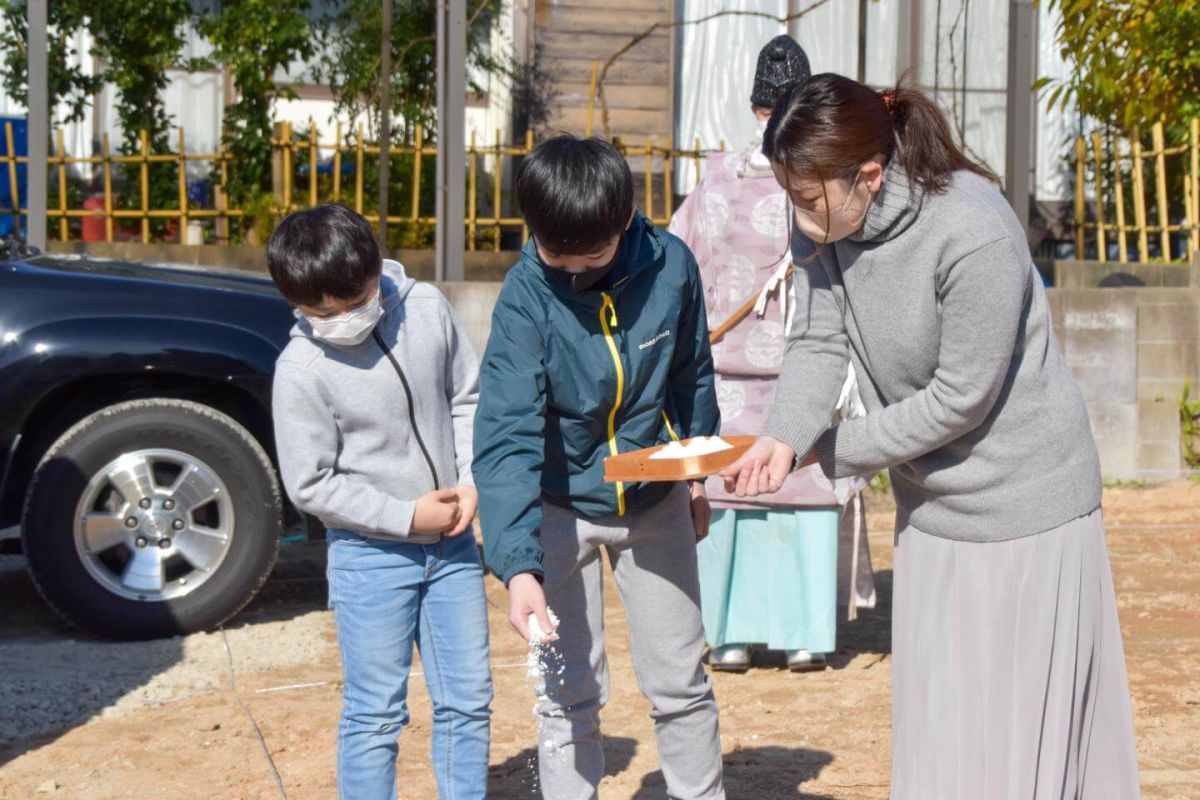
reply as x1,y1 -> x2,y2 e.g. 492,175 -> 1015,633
0,115 -> 28,238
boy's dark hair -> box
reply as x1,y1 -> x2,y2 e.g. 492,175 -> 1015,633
515,134 -> 634,255
266,204 -> 381,306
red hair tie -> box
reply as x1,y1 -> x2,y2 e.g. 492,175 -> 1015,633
880,89 -> 898,114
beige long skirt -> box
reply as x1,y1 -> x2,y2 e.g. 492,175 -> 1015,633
891,507 -> 1140,799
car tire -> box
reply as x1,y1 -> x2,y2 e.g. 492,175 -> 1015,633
21,398 -> 281,640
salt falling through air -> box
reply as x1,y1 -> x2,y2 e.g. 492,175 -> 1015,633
526,609 -> 568,761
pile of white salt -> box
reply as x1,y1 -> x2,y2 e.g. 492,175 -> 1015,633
648,435 -> 733,460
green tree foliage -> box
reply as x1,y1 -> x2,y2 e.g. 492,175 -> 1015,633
88,1 -> 192,154
313,0 -> 504,143
0,1 -> 190,232
1040,0 -> 1200,131
89,1 -> 192,232
0,0 -> 516,244
196,0 -> 314,206
0,1 -> 102,124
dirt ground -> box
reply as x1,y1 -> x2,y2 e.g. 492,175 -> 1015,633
1,481 -> 1197,799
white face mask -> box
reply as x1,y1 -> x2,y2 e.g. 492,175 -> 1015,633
793,170 -> 872,244
748,118 -> 772,171
305,291 -> 384,346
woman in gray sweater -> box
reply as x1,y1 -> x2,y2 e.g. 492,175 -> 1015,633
721,74 -> 1139,798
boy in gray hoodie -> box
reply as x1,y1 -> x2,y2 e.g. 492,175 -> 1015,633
268,204 -> 492,800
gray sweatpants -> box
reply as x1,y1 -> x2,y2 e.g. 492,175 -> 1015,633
535,482 -> 725,800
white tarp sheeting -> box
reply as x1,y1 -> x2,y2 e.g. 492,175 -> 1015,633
674,0 -> 1080,202
673,0 -> 788,171
0,20 -> 227,176
0,27 -> 98,172
1,5 -> 1080,202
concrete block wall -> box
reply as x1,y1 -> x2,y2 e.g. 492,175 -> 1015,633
444,282 -> 1199,483
1043,288 -> 1197,481
1039,259 -> 1199,290
1129,289 -> 1199,479
439,282 -> 503,357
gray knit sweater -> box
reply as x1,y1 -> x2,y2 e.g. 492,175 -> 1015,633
766,162 -> 1102,542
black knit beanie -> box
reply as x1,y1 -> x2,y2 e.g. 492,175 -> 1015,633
750,35 -> 811,109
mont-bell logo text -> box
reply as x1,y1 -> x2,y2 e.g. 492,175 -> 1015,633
638,329 -> 671,350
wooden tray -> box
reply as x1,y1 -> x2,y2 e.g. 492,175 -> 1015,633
603,436 -> 756,483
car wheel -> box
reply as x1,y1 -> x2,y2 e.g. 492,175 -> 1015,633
21,398 -> 281,640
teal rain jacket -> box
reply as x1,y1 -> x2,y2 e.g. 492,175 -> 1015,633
473,212 -> 720,584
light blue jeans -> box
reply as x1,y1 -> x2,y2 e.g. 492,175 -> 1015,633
326,528 -> 493,800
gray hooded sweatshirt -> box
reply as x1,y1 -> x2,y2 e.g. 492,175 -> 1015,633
272,260 -> 479,544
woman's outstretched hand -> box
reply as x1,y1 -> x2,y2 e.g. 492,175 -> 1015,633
718,436 -> 801,497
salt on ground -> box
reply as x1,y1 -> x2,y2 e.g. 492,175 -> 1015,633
648,435 -> 733,460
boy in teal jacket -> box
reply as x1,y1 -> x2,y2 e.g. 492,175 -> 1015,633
474,135 -> 725,799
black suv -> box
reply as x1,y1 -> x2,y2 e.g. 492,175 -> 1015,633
1,250 -> 297,640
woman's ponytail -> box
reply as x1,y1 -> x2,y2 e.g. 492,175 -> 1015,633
764,74 -> 997,194
888,85 -> 997,192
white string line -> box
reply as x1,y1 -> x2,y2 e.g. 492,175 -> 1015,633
249,660 -> 532,695
220,627 -> 288,800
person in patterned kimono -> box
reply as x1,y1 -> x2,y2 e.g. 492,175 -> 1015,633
669,35 -> 875,672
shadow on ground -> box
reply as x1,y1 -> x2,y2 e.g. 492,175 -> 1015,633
0,552 -> 186,767
831,566 -> 892,671
0,538 -> 329,768
489,735 -> 641,796
489,734 -> 838,797
637,744 -> 837,798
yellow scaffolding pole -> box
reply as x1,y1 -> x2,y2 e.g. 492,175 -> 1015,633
1152,122 -> 1171,259
139,130 -> 150,243
178,127 -> 189,244
55,128 -> 67,241
1131,129 -> 1149,262
1074,136 -> 1086,257
1091,132 -> 1106,258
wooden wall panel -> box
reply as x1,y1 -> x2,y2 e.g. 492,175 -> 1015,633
532,0 -> 675,147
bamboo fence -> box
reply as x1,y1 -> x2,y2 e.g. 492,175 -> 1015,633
1074,119 -> 1200,263
1,119 -> 718,250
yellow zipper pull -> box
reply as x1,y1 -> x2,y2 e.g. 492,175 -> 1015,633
602,293 -> 618,327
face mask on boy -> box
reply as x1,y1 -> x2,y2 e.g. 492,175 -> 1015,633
570,235 -> 626,293
793,169 -> 872,244
305,290 -> 384,346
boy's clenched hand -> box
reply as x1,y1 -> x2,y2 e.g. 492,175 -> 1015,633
412,488 -> 462,534
446,485 -> 478,537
